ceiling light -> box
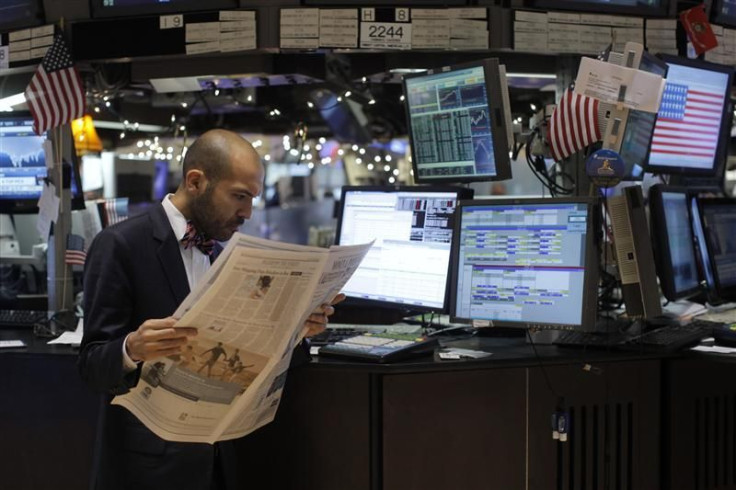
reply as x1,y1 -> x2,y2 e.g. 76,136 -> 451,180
399,95 -> 405,102
318,137 -> 326,144
374,155 -> 381,162
388,176 -> 396,184
93,121 -> 168,132
506,72 -> 556,79
355,158 -> 362,164
383,165 -> 390,172
264,154 -> 271,161
307,101 -> 314,109
344,91 -> 352,98
308,162 -> 314,169
368,99 -> 376,105
367,163 -> 374,170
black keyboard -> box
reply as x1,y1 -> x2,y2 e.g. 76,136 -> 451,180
309,328 -> 363,346
0,309 -> 47,328
624,320 -> 714,351
555,330 -> 627,348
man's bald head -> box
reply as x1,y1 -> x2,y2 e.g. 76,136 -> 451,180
181,129 -> 261,186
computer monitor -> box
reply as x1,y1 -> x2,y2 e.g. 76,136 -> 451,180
0,113 -> 84,214
645,55 -> 733,179
0,0 -> 44,31
697,198 -> 736,303
90,0 -> 238,18
449,197 -> 599,331
691,195 -> 719,303
335,185 -> 474,313
711,0 -> 736,28
402,58 -> 512,184
523,0 -> 671,16
648,185 -> 701,302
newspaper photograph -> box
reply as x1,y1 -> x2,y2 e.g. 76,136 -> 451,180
111,233 -> 372,443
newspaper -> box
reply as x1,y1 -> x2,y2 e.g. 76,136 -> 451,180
111,233 -> 373,443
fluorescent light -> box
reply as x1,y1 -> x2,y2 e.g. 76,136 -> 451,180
506,73 -> 556,79
0,92 -> 26,111
94,120 -> 168,132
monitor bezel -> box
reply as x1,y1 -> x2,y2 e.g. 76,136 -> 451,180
402,58 -> 512,184
0,112 -> 84,214
522,0 -> 671,17
644,54 -> 734,179
89,0 -> 239,18
647,184 -> 702,302
449,196 -> 600,330
335,184 -> 474,314
696,196 -> 736,303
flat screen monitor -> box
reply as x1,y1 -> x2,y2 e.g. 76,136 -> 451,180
711,0 -> 736,28
645,55 -> 733,179
402,58 -> 512,184
450,198 -> 599,330
691,195 -> 718,301
0,113 -> 83,214
697,198 -> 736,303
90,0 -> 238,18
0,0 -> 44,31
335,185 -> 474,313
617,53 -> 668,181
523,0 -> 670,16
648,185 -> 701,301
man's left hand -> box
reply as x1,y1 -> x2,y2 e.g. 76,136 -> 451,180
303,293 -> 346,338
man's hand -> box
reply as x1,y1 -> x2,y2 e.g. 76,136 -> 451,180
125,317 -> 198,362
303,293 -> 346,338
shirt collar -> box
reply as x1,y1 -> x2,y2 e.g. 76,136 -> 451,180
161,194 -> 188,242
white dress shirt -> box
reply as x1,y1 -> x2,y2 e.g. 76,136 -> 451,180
122,194 -> 211,370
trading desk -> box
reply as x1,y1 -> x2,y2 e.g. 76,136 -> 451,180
3,328 -> 736,490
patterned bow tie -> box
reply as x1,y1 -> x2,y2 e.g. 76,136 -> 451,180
180,221 -> 215,256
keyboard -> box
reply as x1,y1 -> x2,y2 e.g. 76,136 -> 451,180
554,330 -> 627,348
309,328 -> 363,346
624,320 -> 715,351
0,309 -> 47,329
318,333 -> 439,363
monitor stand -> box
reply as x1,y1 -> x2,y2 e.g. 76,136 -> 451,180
330,304 -> 409,326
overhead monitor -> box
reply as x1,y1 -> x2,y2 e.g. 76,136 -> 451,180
0,0 -> 44,31
711,0 -> 736,28
645,55 -> 733,179
90,0 -> 238,18
697,198 -> 736,303
522,0 -> 670,16
402,58 -> 512,184
335,185 -> 474,313
450,198 -> 599,331
0,113 -> 84,214
648,185 -> 701,302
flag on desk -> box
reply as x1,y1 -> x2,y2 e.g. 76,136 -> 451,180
24,33 -> 86,135
547,87 -> 602,162
65,234 -> 87,267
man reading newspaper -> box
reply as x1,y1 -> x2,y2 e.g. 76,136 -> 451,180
78,130 -> 368,490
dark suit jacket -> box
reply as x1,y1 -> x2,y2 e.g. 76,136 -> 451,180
78,203 -> 309,490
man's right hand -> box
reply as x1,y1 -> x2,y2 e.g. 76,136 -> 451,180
125,317 -> 198,362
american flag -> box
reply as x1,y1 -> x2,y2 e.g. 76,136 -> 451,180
650,82 -> 723,162
24,34 -> 85,135
547,87 -> 602,162
65,234 -> 87,267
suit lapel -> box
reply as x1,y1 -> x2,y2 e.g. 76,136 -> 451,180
150,203 -> 190,306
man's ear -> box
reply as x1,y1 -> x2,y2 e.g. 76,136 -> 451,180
185,169 -> 206,193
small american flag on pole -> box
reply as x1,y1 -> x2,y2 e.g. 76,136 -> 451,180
547,87 -> 602,162
65,234 -> 87,267
24,33 -> 85,135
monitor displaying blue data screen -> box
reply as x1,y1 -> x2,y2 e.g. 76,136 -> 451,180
525,0 -> 669,16
648,185 -> 701,301
646,55 -> 733,178
403,58 -> 511,184
0,116 -> 47,200
699,199 -> 736,302
450,198 -> 599,330
335,186 -> 473,313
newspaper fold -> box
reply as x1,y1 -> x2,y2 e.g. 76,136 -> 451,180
112,233 -> 373,443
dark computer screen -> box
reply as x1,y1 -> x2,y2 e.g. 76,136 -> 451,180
91,0 -> 238,17
524,0 -> 670,16
0,0 -> 44,31
711,0 -> 736,28
335,185 -> 473,313
646,55 -> 733,178
691,196 -> 718,299
402,58 -> 511,184
617,53 -> 668,181
450,198 -> 599,330
0,113 -> 83,214
698,198 -> 736,302
648,185 -> 701,301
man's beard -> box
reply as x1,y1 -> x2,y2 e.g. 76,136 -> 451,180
189,185 -> 235,241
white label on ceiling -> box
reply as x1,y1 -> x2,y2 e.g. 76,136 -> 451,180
160,15 -> 184,29
360,22 -> 412,50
